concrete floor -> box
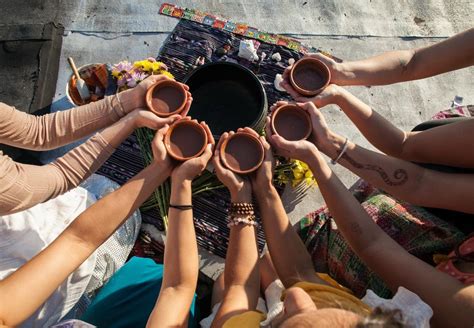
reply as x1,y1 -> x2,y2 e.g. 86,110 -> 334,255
1,0 -> 473,277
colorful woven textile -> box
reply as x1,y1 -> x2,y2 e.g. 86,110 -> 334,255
296,179 -> 465,298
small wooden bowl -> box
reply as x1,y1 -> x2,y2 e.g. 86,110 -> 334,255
271,104 -> 312,141
290,57 -> 331,96
146,80 -> 188,117
220,131 -> 264,174
165,120 -> 208,161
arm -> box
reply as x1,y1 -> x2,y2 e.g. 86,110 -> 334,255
305,149 -> 474,327
210,131 -> 261,327
147,121 -> 214,328
269,115 -> 474,327
0,127 -> 173,327
278,101 -> 474,214
321,132 -> 474,214
0,75 -> 175,150
251,125 -> 325,288
333,87 -> 474,167
306,28 -> 474,86
0,109 -> 182,215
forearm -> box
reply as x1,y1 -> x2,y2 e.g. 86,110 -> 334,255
255,186 -> 319,287
147,179 -> 199,327
337,49 -> 416,86
338,28 -> 474,86
42,114 -> 138,197
224,192 -> 260,296
161,179 -> 199,290
0,133 -> 115,215
0,161 -> 169,326
0,114 -> 141,215
334,88 -> 407,157
320,135 -> 425,206
0,90 -> 137,150
307,152 -> 392,253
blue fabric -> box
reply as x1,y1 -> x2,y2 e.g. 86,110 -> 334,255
81,256 -> 197,327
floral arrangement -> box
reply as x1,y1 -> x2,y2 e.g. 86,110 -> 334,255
111,57 -> 174,91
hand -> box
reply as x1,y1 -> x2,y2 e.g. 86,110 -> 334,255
280,65 -> 342,108
126,109 -> 182,130
243,125 -> 275,191
120,74 -> 193,115
270,101 -> 334,152
266,108 -> 319,163
171,122 -> 215,182
213,131 -> 252,202
151,125 -> 174,173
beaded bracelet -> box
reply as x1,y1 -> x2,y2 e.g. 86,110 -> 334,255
230,202 -> 255,216
227,215 -> 259,228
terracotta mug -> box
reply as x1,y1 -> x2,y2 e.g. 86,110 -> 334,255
290,57 -> 331,96
165,119 -> 208,161
146,80 -> 188,117
220,131 -> 264,174
271,104 -> 312,141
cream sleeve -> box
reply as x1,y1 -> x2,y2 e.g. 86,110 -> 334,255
0,95 -> 126,150
0,133 -> 116,215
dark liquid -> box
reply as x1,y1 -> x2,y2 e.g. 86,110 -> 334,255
190,80 -> 261,135
169,124 -> 205,158
151,85 -> 184,114
274,109 -> 310,141
224,135 -> 261,171
293,66 -> 325,92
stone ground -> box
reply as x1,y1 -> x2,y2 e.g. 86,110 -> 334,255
1,0 -> 473,277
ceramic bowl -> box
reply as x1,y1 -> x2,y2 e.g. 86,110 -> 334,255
290,57 -> 331,96
220,131 -> 264,174
165,119 -> 208,161
184,62 -> 267,137
146,80 -> 188,117
66,63 -> 108,105
271,104 -> 312,141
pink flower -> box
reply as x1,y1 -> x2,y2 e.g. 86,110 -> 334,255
115,61 -> 133,73
127,71 -> 148,88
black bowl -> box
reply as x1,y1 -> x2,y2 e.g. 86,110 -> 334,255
184,62 -> 267,136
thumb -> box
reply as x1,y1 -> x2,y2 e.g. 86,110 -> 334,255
163,114 -> 181,125
153,124 -> 169,144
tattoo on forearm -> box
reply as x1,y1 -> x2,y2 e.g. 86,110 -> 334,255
341,154 -> 408,186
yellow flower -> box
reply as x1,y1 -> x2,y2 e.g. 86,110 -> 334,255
159,70 -> 174,79
133,60 -> 153,72
289,159 -> 317,188
293,171 -> 304,179
111,70 -> 122,78
151,62 -> 163,73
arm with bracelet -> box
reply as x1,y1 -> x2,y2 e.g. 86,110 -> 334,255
273,101 -> 474,215
209,130 -> 261,327
0,126 -> 173,327
146,122 -> 214,328
267,113 -> 474,327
